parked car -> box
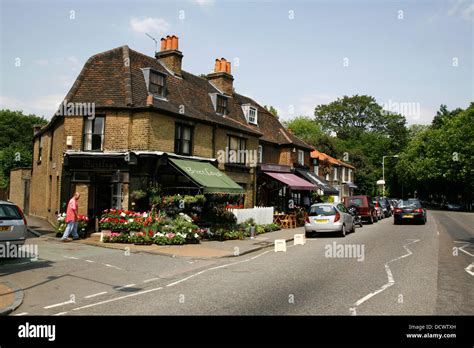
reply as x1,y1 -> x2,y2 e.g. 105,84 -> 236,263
305,203 -> 354,237
0,201 -> 28,245
382,198 -> 393,217
376,197 -> 391,218
446,203 -> 462,211
343,195 -> 377,224
393,199 -> 427,225
372,200 -> 383,220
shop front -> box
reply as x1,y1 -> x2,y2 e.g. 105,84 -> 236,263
257,164 -> 316,212
294,168 -> 339,200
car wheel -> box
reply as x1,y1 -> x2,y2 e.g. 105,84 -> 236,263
350,222 -> 356,233
340,224 -> 346,237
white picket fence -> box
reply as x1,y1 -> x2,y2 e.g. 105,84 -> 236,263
227,206 -> 274,225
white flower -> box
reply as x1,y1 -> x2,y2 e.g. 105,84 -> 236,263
120,212 -> 126,217
194,233 -> 198,238
143,213 -> 148,218
128,219 -> 134,222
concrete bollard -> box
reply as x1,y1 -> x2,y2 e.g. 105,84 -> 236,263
274,239 -> 287,252
294,234 -> 306,246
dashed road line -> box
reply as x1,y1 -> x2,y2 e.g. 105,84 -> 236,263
44,299 -> 75,309
85,259 -> 95,263
115,283 -> 136,290
143,278 -> 160,283
84,291 -> 108,299
15,312 -> 28,316
353,239 -> 420,308
53,311 -> 68,316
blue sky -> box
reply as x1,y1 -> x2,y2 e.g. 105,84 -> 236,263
1,0 -> 472,124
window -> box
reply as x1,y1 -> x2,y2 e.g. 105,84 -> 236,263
314,165 -> 319,176
83,116 -> 105,151
227,136 -> 246,164
349,169 -> 352,182
342,167 -> 346,182
149,70 -> 166,98
216,95 -> 228,115
258,145 -> 263,163
333,167 -> 338,181
37,136 -> 43,163
175,124 -> 193,156
242,104 -> 258,124
49,131 -> 54,161
297,150 -> 304,165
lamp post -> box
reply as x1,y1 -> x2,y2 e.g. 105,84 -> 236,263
382,155 -> 399,198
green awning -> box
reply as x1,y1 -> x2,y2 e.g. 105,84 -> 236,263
169,158 -> 245,194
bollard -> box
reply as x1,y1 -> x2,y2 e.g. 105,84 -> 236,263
274,239 -> 287,252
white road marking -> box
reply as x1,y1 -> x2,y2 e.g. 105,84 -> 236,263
44,299 -> 75,309
143,278 -> 160,283
67,249 -> 270,313
458,244 -> 474,257
250,250 -> 270,260
104,263 -> 122,270
115,284 -> 136,290
72,287 -> 163,311
53,311 -> 68,316
63,256 -> 78,260
353,239 -> 420,307
84,291 -> 108,299
85,260 -> 95,263
465,263 -> 474,276
15,312 -> 28,316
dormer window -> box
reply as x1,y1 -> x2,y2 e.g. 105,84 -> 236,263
242,104 -> 258,125
216,95 -> 228,115
143,68 -> 167,99
149,70 -> 166,98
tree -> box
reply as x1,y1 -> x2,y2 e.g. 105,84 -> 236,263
264,105 -> 279,118
283,116 -> 341,155
0,109 -> 47,188
314,95 -> 386,138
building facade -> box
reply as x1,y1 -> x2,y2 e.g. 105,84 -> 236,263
26,35 -> 313,225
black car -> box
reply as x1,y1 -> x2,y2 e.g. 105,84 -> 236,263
393,200 -> 427,225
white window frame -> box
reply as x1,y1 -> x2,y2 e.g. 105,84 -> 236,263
297,150 -> 304,165
342,167 -> 346,182
242,104 -> 258,125
258,145 -> 263,163
333,167 -> 338,181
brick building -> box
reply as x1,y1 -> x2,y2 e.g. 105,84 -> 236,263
26,35 -> 314,225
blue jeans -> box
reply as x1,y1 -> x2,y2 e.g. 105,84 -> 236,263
62,221 -> 78,240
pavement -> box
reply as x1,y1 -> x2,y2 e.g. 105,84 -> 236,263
0,281 -> 24,315
1,209 -> 472,315
25,214 -> 300,258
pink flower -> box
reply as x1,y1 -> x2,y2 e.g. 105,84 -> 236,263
165,233 -> 176,238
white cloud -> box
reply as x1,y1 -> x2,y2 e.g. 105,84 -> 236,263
447,0 -> 473,21
130,17 -> 169,34
192,0 -> 215,6
0,94 -> 65,119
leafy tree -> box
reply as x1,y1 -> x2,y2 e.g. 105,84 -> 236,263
0,109 -> 47,188
263,105 -> 279,118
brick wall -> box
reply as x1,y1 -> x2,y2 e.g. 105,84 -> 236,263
8,168 -> 31,211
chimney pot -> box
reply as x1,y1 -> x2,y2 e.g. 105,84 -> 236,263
155,34 -> 183,76
208,57 -> 234,95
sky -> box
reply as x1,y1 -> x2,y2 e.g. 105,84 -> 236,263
0,0 -> 473,125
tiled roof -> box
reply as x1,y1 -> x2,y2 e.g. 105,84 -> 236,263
311,149 -> 355,169
38,45 -> 312,150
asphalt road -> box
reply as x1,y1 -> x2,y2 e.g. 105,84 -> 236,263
1,209 -> 472,315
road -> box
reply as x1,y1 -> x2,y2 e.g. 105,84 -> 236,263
1,209 -> 473,315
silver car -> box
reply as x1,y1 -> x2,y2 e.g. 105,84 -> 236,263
0,200 -> 28,245
305,203 -> 355,237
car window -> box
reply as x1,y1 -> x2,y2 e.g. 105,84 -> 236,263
398,200 -> 422,208
0,204 -> 22,220
309,205 -> 336,216
347,198 -> 363,207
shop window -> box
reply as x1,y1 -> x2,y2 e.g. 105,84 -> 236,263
111,183 -> 123,210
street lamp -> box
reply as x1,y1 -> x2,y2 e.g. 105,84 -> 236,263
382,155 -> 399,198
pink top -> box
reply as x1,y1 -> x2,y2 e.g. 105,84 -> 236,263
66,198 -> 78,223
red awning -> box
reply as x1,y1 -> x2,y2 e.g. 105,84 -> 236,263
264,172 -> 317,191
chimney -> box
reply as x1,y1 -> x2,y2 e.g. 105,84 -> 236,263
155,35 -> 183,76
33,125 -> 43,136
207,58 -> 234,96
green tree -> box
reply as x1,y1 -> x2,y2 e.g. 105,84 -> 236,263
264,105 -> 279,118
0,109 -> 47,188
